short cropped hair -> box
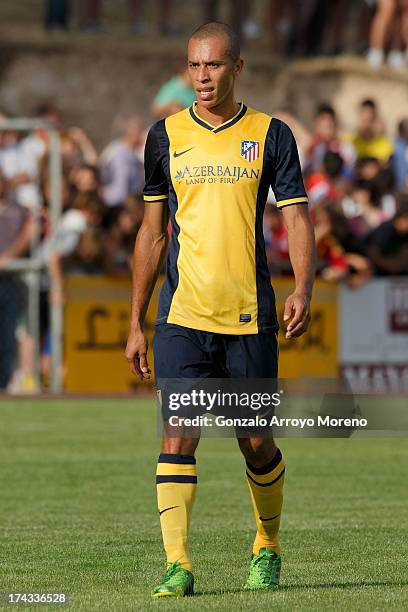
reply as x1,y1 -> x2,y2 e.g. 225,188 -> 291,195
315,103 -> 336,120
360,98 -> 376,111
398,118 -> 408,137
189,22 -> 240,62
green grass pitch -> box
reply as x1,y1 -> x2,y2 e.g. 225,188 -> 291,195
0,399 -> 407,611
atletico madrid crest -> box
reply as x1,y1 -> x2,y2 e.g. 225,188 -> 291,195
241,140 -> 259,162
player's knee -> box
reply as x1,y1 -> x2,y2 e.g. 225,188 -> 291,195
161,436 -> 200,456
237,437 -> 276,467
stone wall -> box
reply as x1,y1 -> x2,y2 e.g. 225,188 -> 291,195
1,41 -> 407,149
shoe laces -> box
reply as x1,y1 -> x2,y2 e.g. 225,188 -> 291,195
253,552 -> 276,584
162,562 -> 186,586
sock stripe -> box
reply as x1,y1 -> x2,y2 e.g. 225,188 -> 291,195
156,475 -> 198,484
246,467 -> 285,488
246,449 -> 282,475
156,463 -> 196,477
158,453 -> 196,465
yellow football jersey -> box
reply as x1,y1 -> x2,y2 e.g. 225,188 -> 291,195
143,103 -> 308,334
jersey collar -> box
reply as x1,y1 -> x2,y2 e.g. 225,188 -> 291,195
189,102 -> 247,134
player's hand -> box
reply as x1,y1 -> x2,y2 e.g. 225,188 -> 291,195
283,292 -> 311,339
125,326 -> 151,381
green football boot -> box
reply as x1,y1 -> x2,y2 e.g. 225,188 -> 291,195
152,561 -> 194,598
245,547 -> 281,590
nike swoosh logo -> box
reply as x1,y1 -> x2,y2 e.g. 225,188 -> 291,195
259,513 -> 280,522
173,147 -> 194,158
159,505 -> 179,516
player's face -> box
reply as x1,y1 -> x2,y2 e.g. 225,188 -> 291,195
187,35 -> 242,109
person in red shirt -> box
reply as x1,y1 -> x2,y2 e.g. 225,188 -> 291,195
307,104 -> 355,173
306,151 -> 351,208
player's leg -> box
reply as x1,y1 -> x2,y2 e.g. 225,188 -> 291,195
153,435 -> 199,597
152,324 -> 213,597
156,435 -> 199,573
226,331 -> 283,588
238,435 -> 284,589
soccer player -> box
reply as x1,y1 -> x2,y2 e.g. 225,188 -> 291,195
125,22 -> 315,597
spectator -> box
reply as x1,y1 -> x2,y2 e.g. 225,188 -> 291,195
314,205 -> 349,281
80,0 -> 103,33
287,0 -> 328,57
325,0 -> 354,56
365,197 -> 408,274
0,126 -> 43,212
267,0 -> 294,55
44,0 -> 70,31
347,178 -> 390,238
350,99 -> 393,163
64,228 -> 105,275
314,204 -> 372,286
44,193 -> 104,259
33,103 -> 98,166
392,118 -> 408,191
40,194 -> 105,304
365,0 -> 408,69
0,173 -> 32,389
16,104 -> 55,180
66,126 -> 98,166
151,65 -> 195,118
273,109 -> 311,167
306,151 -> 347,208
307,104 -> 355,174
70,164 -> 101,199
263,204 -> 291,275
354,156 -> 382,181
386,2 -> 407,69
366,0 -> 397,68
276,105 -> 355,172
370,166 -> 397,216
401,0 -> 408,63
100,115 -> 144,212
104,195 -> 144,275
60,134 -> 84,176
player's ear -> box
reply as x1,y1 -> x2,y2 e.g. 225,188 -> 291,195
234,58 -> 244,77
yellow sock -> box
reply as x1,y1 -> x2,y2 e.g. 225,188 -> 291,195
246,448 -> 285,556
156,453 -> 197,571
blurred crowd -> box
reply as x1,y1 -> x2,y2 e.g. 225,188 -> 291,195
266,98 -> 408,285
1,88 -> 408,390
43,0 -> 408,69
0,105 -> 146,390
2,93 -> 405,289
2,0 -> 408,391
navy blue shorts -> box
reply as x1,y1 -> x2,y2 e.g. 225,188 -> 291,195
153,323 -> 278,379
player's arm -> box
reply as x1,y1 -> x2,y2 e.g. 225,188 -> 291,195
125,122 -> 169,380
125,202 -> 169,380
281,204 -> 315,338
270,119 -> 316,338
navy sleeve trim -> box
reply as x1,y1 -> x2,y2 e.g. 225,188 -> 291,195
266,118 -> 308,207
143,120 -> 169,201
